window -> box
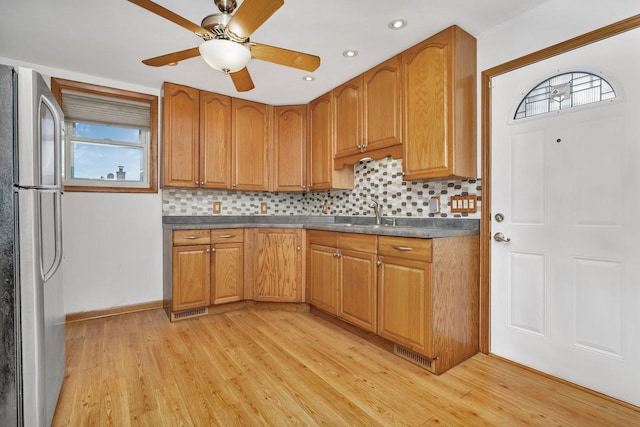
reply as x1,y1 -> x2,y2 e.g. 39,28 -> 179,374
51,78 -> 158,193
514,71 -> 616,120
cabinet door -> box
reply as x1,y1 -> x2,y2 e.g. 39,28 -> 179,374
232,98 -> 270,191
211,242 -> 244,304
200,91 -> 232,189
308,244 -> 339,314
172,245 -> 210,311
333,75 -> 363,159
402,26 -> 476,180
364,55 -> 402,152
377,255 -> 433,356
273,105 -> 307,192
307,93 -> 333,190
162,83 -> 199,188
402,35 -> 449,179
307,94 -> 353,191
339,249 -> 377,332
255,229 -> 302,302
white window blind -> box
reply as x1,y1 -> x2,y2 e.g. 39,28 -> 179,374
60,90 -> 150,129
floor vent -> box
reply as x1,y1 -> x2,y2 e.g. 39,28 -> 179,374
171,307 -> 208,321
394,345 -> 433,370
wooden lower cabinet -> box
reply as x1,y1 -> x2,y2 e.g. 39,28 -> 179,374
171,244 -> 211,312
308,231 -> 377,333
210,229 -> 244,305
377,255 -> 431,352
377,235 -> 479,374
308,243 -> 339,314
338,234 -> 377,333
253,228 -> 303,302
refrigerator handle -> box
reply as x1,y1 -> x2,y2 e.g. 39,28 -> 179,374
42,191 -> 63,282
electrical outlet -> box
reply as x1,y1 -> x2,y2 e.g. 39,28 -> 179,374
449,195 -> 478,213
429,196 -> 440,214
260,202 -> 268,214
212,201 -> 221,214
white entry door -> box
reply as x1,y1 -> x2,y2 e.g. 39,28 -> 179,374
490,28 -> 640,406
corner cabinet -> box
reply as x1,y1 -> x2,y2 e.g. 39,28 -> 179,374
231,99 -> 270,191
402,25 -> 477,181
252,228 -> 303,302
273,105 -> 307,192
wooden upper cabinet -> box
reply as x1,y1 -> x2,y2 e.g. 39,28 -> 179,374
402,25 -> 477,181
308,93 -> 353,191
364,55 -> 402,153
333,75 -> 364,160
231,98 -> 270,191
200,91 -> 232,189
273,105 -> 307,192
162,82 -> 200,188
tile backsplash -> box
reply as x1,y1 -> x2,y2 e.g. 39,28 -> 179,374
162,157 -> 481,219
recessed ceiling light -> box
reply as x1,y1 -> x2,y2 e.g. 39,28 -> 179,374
388,18 -> 407,30
342,50 -> 358,58
302,75 -> 315,82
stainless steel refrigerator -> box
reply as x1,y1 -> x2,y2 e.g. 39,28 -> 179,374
0,65 -> 65,426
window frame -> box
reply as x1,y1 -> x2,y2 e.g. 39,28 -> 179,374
51,78 -> 159,193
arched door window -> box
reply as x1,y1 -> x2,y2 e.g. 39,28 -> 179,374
514,71 -> 615,119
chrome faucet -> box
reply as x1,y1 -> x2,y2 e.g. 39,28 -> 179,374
368,200 -> 382,225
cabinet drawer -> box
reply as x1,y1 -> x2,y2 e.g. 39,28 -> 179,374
307,230 -> 338,247
378,236 -> 431,262
339,232 -> 376,253
211,229 -> 243,244
173,229 -> 211,246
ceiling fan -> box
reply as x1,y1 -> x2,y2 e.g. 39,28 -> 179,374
129,0 -> 321,92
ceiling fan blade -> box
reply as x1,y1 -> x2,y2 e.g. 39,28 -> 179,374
142,47 -> 201,67
229,67 -> 255,92
251,43 -> 320,72
128,0 -> 209,38
226,0 -> 284,41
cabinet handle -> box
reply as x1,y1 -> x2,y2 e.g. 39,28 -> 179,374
211,248 -> 216,252
206,248 -> 210,253
392,246 -> 413,251
183,235 -> 199,240
218,234 -> 234,238
376,260 -> 382,266
332,252 -> 341,258
297,246 -> 301,251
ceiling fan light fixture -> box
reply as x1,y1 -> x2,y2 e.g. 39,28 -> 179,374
199,39 -> 251,73
388,18 -> 407,30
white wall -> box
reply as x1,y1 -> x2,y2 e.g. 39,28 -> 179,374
0,56 -> 163,314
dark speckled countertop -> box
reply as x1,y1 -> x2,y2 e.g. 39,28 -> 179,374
162,216 -> 479,239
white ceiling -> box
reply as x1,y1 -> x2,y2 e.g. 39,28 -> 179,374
1,0 -> 546,105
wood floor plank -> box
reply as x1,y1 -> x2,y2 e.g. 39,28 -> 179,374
53,308 -> 640,426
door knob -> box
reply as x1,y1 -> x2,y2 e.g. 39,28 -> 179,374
493,232 -> 511,243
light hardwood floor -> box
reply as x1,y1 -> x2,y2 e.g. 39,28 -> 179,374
53,307 -> 640,426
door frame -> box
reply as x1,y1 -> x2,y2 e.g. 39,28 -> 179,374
479,14 -> 640,353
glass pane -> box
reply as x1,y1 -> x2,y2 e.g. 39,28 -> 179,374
70,141 -> 144,182
72,122 -> 142,144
